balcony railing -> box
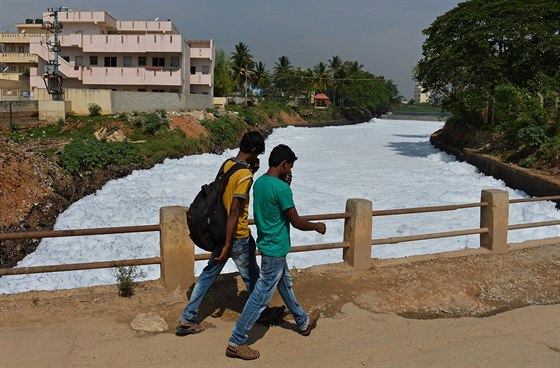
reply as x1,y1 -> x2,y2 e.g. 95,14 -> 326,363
0,53 -> 38,63
190,73 -> 212,86
190,47 -> 212,59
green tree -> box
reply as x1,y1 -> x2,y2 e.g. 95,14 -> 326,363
273,56 -> 293,98
252,61 -> 271,95
415,0 -> 560,126
312,62 -> 330,93
214,49 -> 234,97
230,42 -> 255,104
328,55 -> 343,106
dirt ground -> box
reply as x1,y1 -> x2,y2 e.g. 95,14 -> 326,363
1,239 -> 559,367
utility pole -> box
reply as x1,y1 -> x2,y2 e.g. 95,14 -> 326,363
42,6 -> 67,101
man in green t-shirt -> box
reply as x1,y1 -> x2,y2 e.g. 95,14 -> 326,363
226,144 -> 327,360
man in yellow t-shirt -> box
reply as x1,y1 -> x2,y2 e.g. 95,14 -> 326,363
176,131 -> 284,336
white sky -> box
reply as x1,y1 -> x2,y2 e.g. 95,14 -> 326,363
1,119 -> 558,294
0,0 -> 463,99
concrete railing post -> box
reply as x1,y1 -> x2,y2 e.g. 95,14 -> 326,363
480,189 -> 509,253
159,206 -> 194,291
343,198 -> 373,270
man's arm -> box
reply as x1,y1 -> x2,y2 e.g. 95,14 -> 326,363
214,197 -> 244,263
286,207 -> 326,234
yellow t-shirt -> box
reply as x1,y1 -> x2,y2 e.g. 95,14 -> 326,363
222,159 -> 253,239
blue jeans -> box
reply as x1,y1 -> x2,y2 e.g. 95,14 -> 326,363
229,254 -> 309,346
179,236 -> 259,324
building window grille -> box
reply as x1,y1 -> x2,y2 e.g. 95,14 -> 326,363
152,57 -> 165,67
202,65 -> 209,74
104,56 -> 117,67
190,66 -> 196,74
138,56 -> 146,66
90,56 -> 98,66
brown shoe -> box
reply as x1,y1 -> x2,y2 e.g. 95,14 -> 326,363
300,309 -> 320,336
226,344 -> 260,360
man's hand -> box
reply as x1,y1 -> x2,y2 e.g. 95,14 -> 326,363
214,245 -> 230,263
285,172 -> 292,186
315,222 -> 326,234
250,158 -> 260,174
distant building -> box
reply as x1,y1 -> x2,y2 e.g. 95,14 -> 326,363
414,85 -> 430,104
313,93 -> 330,108
0,9 -> 214,109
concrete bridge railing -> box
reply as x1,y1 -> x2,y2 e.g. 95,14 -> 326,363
0,189 -> 558,292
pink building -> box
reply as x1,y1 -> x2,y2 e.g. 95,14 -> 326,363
1,9 -> 214,105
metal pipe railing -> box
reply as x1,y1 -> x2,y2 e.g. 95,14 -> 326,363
0,257 -> 161,276
372,202 -> 488,217
0,224 -> 160,241
371,228 -> 489,246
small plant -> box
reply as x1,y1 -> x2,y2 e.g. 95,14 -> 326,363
117,112 -> 128,121
156,108 -> 167,119
9,120 -> 19,132
88,103 -> 102,117
114,266 -> 146,297
56,117 -> 65,127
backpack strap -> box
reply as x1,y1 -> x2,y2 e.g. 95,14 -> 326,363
216,160 -> 247,184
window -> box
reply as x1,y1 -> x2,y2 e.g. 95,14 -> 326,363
104,56 -> 117,67
152,89 -> 165,92
138,89 -> 146,92
75,56 -> 84,66
202,65 -> 209,74
190,66 -> 196,74
138,56 -> 146,66
152,57 -> 165,67
62,56 -> 70,62
170,56 -> 180,67
123,56 -> 132,67
90,56 -> 98,66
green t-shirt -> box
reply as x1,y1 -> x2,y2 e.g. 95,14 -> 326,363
253,175 -> 295,257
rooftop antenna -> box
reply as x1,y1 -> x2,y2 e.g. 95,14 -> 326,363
42,6 -> 66,101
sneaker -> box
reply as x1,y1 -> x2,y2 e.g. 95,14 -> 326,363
257,305 -> 286,326
175,322 -> 204,336
225,344 -> 260,360
299,309 -> 320,336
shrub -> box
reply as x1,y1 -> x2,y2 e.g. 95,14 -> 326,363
156,109 -> 167,119
542,135 -> 560,163
88,103 -> 102,116
201,115 -> 245,149
516,125 -> 547,148
113,266 -> 146,297
143,112 -> 169,135
60,139 -> 139,174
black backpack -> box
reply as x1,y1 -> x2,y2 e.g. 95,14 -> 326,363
187,160 -> 246,252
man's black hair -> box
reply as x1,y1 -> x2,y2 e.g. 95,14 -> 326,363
268,144 -> 298,167
239,131 -> 265,155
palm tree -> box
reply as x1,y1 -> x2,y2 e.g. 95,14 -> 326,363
274,56 -> 292,97
252,61 -> 271,95
230,42 -> 255,104
312,62 -> 330,93
328,55 -> 343,106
